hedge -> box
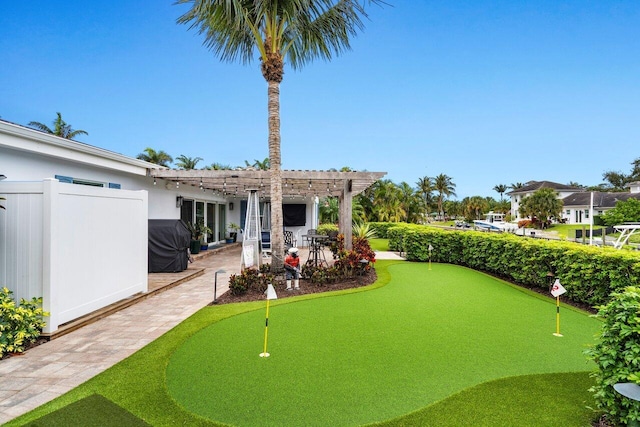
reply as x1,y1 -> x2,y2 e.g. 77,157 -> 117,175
384,223 -> 640,308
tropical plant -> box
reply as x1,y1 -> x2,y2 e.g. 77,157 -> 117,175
601,198 -> 640,226
244,158 -> 270,170
585,286 -> 640,426
519,188 -> 563,229
352,222 -> 377,240
136,147 -> 173,167
175,154 -> 203,170
177,0 -> 384,270
417,176 -> 435,213
434,173 -> 456,220
509,182 -> 525,190
319,196 -> 339,224
461,196 -> 488,221
203,162 -> 233,170
28,112 -> 88,140
187,220 -> 212,241
0,287 -> 48,357
493,184 -> 508,201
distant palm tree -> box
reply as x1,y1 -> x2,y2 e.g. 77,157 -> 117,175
177,0 -> 383,269
136,148 -> 173,167
434,174 -> 456,220
28,112 -> 88,140
509,182 -> 525,190
417,176 -> 435,213
493,184 -> 508,201
175,155 -> 203,170
204,162 -> 233,170
244,158 -> 270,170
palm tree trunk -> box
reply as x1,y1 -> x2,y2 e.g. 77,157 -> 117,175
268,80 -> 284,270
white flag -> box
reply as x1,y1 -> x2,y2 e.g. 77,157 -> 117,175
550,279 -> 567,297
264,283 -> 278,300
428,244 -> 433,251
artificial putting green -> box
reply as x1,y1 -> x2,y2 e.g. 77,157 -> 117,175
167,263 -> 599,427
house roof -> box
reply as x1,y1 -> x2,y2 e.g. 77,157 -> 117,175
508,180 -> 583,195
149,169 -> 386,198
0,119 -> 162,176
562,191 -> 640,208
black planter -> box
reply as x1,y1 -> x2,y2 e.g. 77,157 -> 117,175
190,240 -> 201,254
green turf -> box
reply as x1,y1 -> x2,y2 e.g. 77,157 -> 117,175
7,261 -> 601,427
23,394 -> 150,427
166,263 -> 599,427
370,238 -> 389,251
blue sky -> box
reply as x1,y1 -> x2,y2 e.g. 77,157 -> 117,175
1,1 -> 639,199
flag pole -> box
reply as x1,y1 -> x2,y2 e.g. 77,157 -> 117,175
260,299 -> 271,357
553,296 -> 563,337
260,283 -> 278,358
550,278 -> 566,337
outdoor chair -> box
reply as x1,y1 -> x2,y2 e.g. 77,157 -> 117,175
284,230 -> 296,251
302,229 -> 316,247
261,231 -> 272,257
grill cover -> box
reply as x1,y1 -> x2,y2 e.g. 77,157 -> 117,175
148,220 -> 191,273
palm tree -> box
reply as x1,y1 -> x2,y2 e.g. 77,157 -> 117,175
175,155 -> 203,170
434,173 -> 456,220
509,182 -> 525,190
204,162 -> 233,170
417,176 -> 435,215
493,184 -> 508,201
136,148 -> 173,167
244,158 -> 270,170
28,112 -> 88,140
177,0 -> 383,269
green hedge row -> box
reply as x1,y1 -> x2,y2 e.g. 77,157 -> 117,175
384,223 -> 640,308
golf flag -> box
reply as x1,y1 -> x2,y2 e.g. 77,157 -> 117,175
428,244 -> 433,251
550,279 -> 566,297
265,284 -> 278,300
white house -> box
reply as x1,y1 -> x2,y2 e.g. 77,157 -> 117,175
509,181 -> 582,221
0,119 -> 385,334
509,180 -> 640,225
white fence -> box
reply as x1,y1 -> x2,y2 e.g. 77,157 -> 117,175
0,179 -> 148,333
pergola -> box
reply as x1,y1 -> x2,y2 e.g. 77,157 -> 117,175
148,169 -> 386,249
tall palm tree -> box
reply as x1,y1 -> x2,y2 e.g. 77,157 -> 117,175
28,112 -> 88,140
136,148 -> 173,167
434,173 -> 456,220
417,176 -> 435,215
493,184 -> 508,201
509,182 -> 525,190
244,158 -> 270,170
175,154 -> 203,170
177,0 -> 383,269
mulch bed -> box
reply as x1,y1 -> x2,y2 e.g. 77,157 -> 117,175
212,269 -> 378,305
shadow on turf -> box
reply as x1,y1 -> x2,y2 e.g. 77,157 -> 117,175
23,394 -> 150,427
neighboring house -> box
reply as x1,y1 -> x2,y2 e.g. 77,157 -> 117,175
561,189 -> 640,224
509,179 -> 640,225
508,181 -> 583,221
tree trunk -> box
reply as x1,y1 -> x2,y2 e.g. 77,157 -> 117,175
268,80 -> 284,270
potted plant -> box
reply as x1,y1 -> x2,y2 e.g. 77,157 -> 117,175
187,221 -> 211,254
227,222 -> 241,243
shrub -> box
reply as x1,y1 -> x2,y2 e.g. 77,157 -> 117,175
379,222 -> 640,308
317,223 -> 338,235
585,286 -> 640,425
228,269 -> 270,296
0,287 -> 48,357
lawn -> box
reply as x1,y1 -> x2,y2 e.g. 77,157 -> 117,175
10,261 -> 600,427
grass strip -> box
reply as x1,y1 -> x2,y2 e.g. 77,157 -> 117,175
23,394 -> 150,427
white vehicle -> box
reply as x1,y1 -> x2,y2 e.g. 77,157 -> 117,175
473,211 -> 518,232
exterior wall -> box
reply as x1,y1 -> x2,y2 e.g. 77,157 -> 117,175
511,189 -> 589,221
0,179 -> 148,333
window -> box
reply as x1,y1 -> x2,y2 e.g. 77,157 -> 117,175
55,174 -> 119,189
566,210 -> 570,215
584,209 -> 590,219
